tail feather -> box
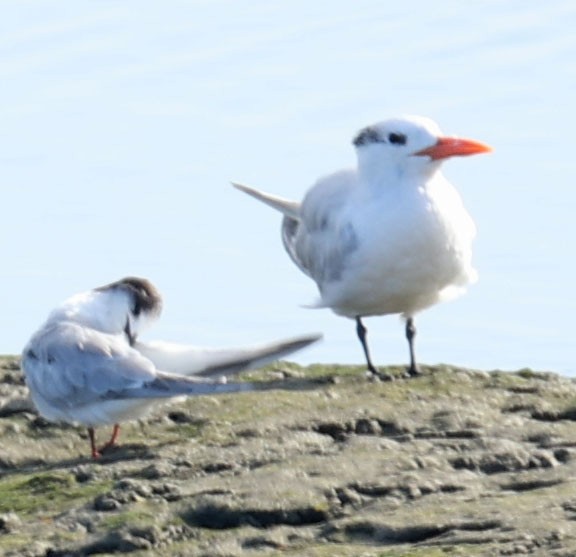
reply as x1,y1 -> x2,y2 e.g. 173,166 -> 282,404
107,369 -> 322,400
135,333 -> 322,378
107,372 -> 256,399
194,333 -> 321,378
232,182 -> 300,220
106,333 -> 323,400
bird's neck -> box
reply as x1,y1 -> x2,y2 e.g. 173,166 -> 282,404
49,291 -> 129,334
359,160 -> 439,196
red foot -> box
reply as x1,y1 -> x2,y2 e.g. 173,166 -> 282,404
88,424 -> 121,459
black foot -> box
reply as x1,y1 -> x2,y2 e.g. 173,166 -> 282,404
365,366 -> 395,382
404,365 -> 422,378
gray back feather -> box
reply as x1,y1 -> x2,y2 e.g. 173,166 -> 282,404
22,321 -> 158,408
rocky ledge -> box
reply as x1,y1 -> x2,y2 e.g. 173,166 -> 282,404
1,357 -> 576,556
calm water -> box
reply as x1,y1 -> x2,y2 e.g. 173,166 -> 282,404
1,1 -> 574,373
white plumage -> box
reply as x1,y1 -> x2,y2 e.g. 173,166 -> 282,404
21,277 -> 320,457
234,115 -> 491,378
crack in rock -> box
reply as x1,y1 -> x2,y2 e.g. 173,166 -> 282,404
347,480 -> 465,500
451,449 -> 559,474
52,524 -> 192,556
311,418 -> 409,441
324,518 -> 503,545
531,407 -> 576,422
500,478 -> 564,492
333,520 -> 451,544
181,502 -> 331,529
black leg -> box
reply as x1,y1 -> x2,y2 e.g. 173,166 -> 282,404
405,317 -> 420,377
355,317 -> 393,381
356,317 -> 376,373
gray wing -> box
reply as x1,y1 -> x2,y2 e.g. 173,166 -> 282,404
22,321 -> 162,408
233,176 -> 359,288
284,170 -> 359,286
232,182 -> 312,278
282,216 -> 358,284
22,323 -> 319,407
86,330 -> 324,398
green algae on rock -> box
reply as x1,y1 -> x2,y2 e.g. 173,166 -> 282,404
1,358 -> 576,556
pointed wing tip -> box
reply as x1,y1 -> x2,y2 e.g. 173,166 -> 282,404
231,181 -> 263,199
285,333 -> 323,351
231,182 -> 300,219
231,181 -> 251,192
306,332 -> 324,343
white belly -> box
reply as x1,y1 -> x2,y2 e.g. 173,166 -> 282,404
317,185 -> 476,318
31,390 -> 166,427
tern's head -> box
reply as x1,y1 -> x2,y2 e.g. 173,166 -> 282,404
93,277 -> 163,342
47,277 -> 162,343
352,115 -> 491,182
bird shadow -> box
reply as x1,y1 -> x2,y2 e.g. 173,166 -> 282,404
0,443 -> 158,479
248,376 -> 333,393
0,376 -> 328,479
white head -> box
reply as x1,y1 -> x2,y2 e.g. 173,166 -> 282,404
52,277 -> 163,343
352,115 -> 491,183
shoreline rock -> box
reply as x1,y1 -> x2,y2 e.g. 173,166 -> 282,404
1,357 -> 576,556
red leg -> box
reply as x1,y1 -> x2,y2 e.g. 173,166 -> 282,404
99,424 -> 121,453
88,427 -> 101,459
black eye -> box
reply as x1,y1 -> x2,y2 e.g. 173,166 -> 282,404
388,133 -> 406,145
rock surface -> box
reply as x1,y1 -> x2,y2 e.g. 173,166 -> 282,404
1,356 -> 576,556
